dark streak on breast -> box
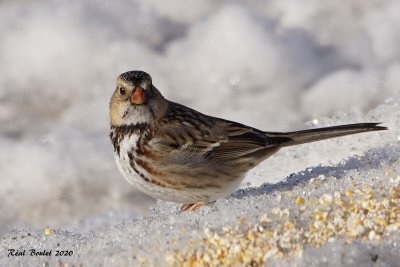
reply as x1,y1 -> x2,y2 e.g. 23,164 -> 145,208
135,158 -> 165,177
129,161 -> 167,187
109,123 -> 149,156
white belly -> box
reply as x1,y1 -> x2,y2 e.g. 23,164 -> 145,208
116,154 -> 225,203
115,134 -> 214,203
115,134 -> 165,197
114,133 -> 247,204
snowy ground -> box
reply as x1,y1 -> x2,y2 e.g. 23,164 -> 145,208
1,0 -> 400,266
0,100 -> 399,266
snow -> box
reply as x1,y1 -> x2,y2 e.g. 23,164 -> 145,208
1,115 -> 399,265
0,0 -> 400,265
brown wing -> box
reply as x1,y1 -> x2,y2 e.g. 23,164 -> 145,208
207,124 -> 274,160
150,102 -> 288,163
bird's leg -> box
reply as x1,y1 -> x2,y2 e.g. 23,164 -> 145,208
180,202 -> 203,212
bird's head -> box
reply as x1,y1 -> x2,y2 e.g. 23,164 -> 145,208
109,71 -> 168,126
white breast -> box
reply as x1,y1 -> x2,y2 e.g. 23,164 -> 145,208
115,134 -> 183,201
114,134 -> 211,203
115,133 -> 142,186
114,132 -> 243,204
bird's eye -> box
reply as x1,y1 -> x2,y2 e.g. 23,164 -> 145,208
119,87 -> 126,96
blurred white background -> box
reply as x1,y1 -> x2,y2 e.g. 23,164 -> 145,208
0,0 -> 399,232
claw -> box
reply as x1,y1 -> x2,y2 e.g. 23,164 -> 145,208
180,202 -> 203,212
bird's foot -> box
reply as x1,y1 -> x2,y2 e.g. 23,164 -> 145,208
180,202 -> 203,212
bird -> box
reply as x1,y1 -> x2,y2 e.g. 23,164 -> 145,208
109,70 -> 387,211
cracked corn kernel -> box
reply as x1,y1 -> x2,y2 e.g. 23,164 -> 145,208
313,211 -> 328,221
295,196 -> 305,205
285,223 -> 294,229
374,217 -> 388,226
345,190 -> 354,196
44,227 -> 51,236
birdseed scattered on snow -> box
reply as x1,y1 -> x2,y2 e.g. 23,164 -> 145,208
166,176 -> 400,266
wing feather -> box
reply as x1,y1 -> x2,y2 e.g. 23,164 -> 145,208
150,102 -> 276,163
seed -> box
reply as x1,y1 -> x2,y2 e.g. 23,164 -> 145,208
345,190 -> 354,196
44,227 -> 51,236
295,196 -> 305,205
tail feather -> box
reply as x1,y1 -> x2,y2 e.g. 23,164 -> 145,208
266,123 -> 387,147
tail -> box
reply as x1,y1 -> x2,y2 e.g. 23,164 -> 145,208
266,123 -> 387,147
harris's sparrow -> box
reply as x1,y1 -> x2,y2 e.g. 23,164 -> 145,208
109,70 -> 387,211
